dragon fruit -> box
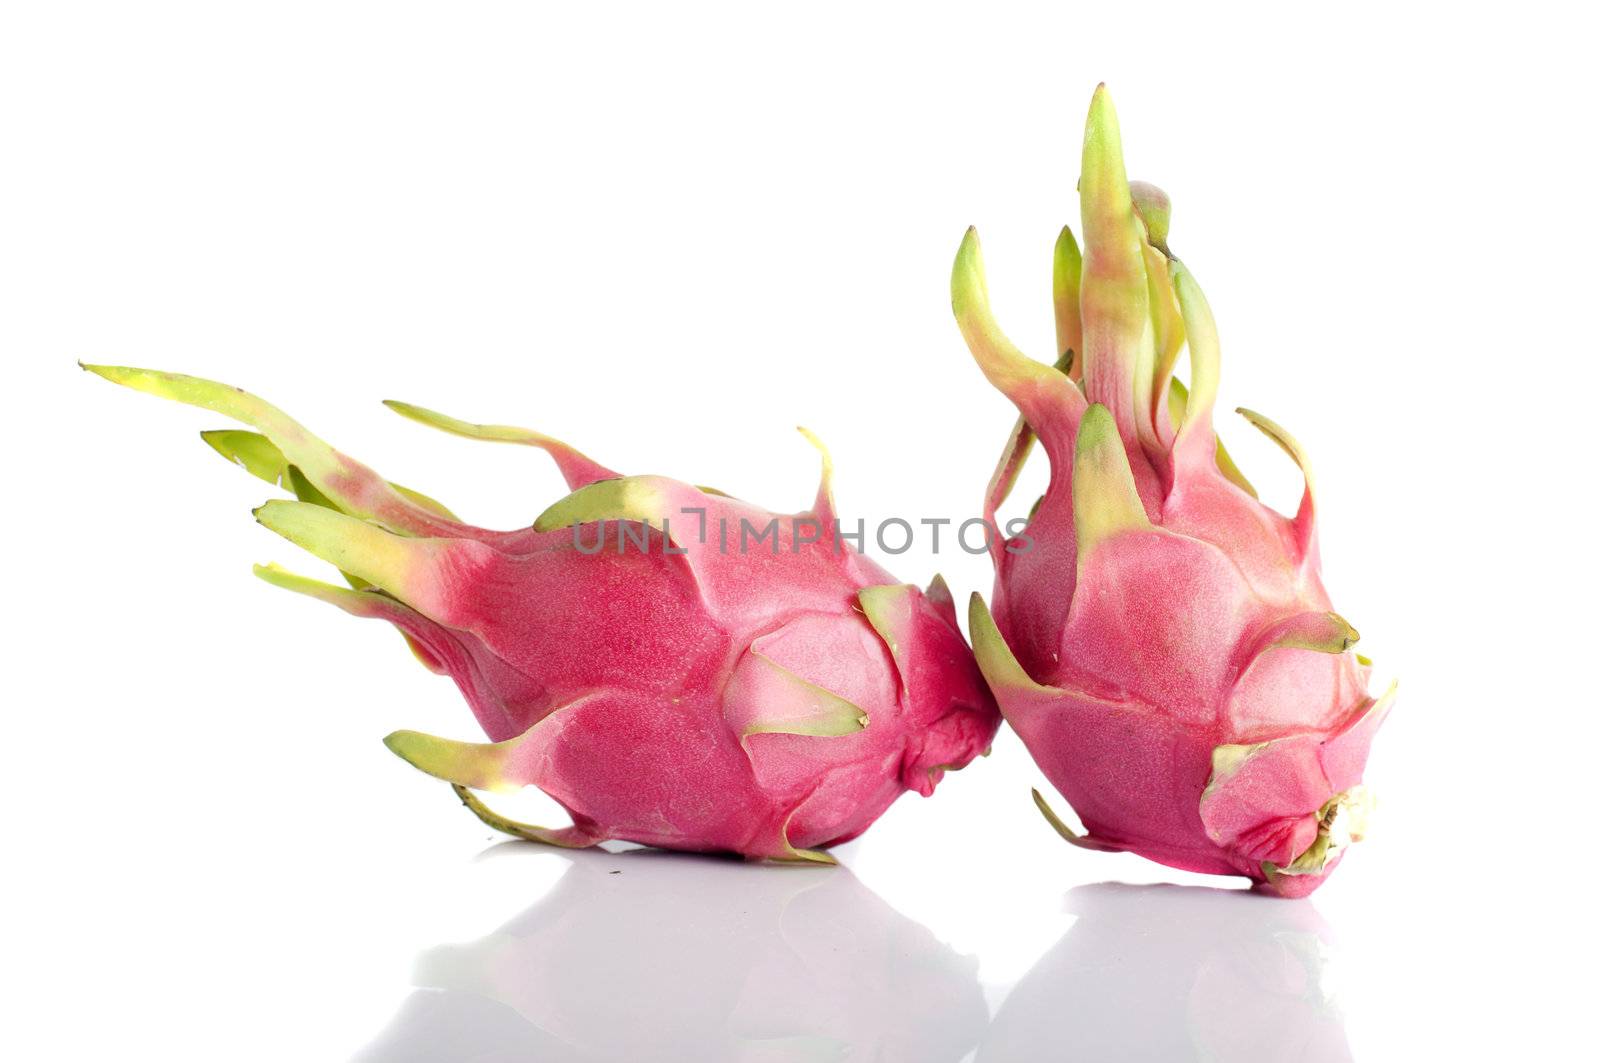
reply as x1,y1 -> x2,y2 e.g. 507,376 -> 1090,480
952,85 -> 1393,896
82,365 -> 999,862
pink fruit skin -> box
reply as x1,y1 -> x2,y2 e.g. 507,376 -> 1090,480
954,87 -> 1391,896
83,366 -> 999,863
380,493 -> 998,859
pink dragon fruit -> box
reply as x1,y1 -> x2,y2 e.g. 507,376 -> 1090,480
83,365 -> 999,862
952,85 -> 1392,896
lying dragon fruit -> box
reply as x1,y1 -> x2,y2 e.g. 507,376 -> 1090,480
952,85 -> 1392,896
83,365 -> 999,862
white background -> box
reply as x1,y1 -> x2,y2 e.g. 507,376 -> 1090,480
4,3 -> 1595,1060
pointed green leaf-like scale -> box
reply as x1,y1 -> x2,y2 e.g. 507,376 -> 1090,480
924,573 -> 958,629
772,847 -> 840,865
1078,85 -> 1155,443
80,364 -> 464,537
282,471 -> 378,589
384,728 -> 531,793
253,562 -> 458,674
1143,245 -> 1187,450
382,399 -> 617,491
1052,225 -> 1084,378
201,429 -> 461,521
726,651 -> 868,739
253,499 -> 490,627
1237,406 -> 1318,550
1071,403 -> 1152,562
967,593 -> 1062,704
1032,788 -> 1121,852
529,473 -> 724,582
796,426 -> 839,530
952,227 -> 1085,460
201,429 -> 292,485
448,784 -> 603,849
858,583 -> 917,694
1259,611 -> 1359,655
530,473 -> 731,590
1129,181 -> 1172,254
1168,262 -> 1222,479
1131,239 -> 1181,460
253,561 -> 385,612
532,475 -> 677,535
774,809 -> 841,865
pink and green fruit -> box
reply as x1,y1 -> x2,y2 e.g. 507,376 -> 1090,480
84,365 -> 1000,862
952,85 -> 1391,896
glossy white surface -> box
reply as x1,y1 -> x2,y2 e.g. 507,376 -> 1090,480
5,3 -> 1594,1059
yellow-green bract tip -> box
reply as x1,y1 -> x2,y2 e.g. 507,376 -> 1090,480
80,362 -> 137,384
1072,403 -> 1150,556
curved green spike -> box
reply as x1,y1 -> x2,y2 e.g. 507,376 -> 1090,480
953,227 -> 1085,446
924,573 -> 957,628
202,428 -> 461,521
1080,86 -> 1137,252
796,426 -> 838,528
253,500 -> 464,617
387,701 -> 605,849
1236,406 -> 1316,498
253,562 -> 445,672
967,593 -> 1053,697
738,653 -> 868,739
1170,262 -> 1221,455
384,728 -> 527,793
775,808 -> 840,865
859,583 -> 917,692
1143,244 -> 1187,446
1032,788 -> 1120,852
382,399 -> 617,490
447,784 -> 602,849
253,561 -> 376,609
208,446 -> 443,592
773,847 -> 838,866
1236,406 -> 1318,555
1053,225 -> 1084,376
1263,611 -> 1360,655
1078,85 -> 1153,437
1072,403 -> 1150,559
1133,238 -> 1183,457
81,364 -> 458,536
201,429 -> 290,485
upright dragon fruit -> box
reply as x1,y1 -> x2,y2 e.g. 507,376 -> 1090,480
952,86 -> 1392,896
83,366 -> 999,862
